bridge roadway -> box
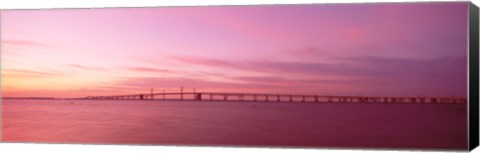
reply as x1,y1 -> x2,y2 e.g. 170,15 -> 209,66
72,92 -> 467,104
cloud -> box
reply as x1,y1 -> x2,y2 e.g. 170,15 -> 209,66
231,76 -> 341,88
171,55 -> 240,69
2,69 -> 65,78
126,67 -> 170,73
170,55 -> 364,76
66,64 -> 107,71
171,53 -> 466,78
115,77 -> 236,89
169,54 -> 467,97
112,77 -> 296,94
278,47 -> 341,61
1,39 -> 54,49
346,55 -> 467,77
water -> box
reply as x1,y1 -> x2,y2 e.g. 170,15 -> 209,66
2,99 -> 467,150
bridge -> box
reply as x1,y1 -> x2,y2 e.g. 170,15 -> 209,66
71,91 -> 467,104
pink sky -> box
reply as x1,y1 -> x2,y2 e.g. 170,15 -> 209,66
0,2 -> 468,98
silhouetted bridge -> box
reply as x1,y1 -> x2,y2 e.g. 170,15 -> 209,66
72,92 -> 467,104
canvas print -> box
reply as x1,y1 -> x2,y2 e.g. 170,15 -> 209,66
0,2 -> 472,150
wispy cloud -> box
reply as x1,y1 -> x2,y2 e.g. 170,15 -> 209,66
2,69 -> 65,78
126,67 -> 170,73
112,77 -> 296,94
280,47 -> 340,60
170,55 -> 356,75
171,56 -> 240,69
169,54 -> 467,97
66,64 -> 107,71
171,54 -> 466,78
1,39 -> 54,49
232,76 -> 328,87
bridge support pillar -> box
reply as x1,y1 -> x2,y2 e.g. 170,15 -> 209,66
419,98 -> 425,103
410,98 -> 416,103
195,93 -> 202,101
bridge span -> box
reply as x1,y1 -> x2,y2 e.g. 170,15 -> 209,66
71,92 -> 467,104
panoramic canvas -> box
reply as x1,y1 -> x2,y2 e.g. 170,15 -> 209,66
0,2 -> 471,150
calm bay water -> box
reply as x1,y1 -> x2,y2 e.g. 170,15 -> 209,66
2,99 -> 467,150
